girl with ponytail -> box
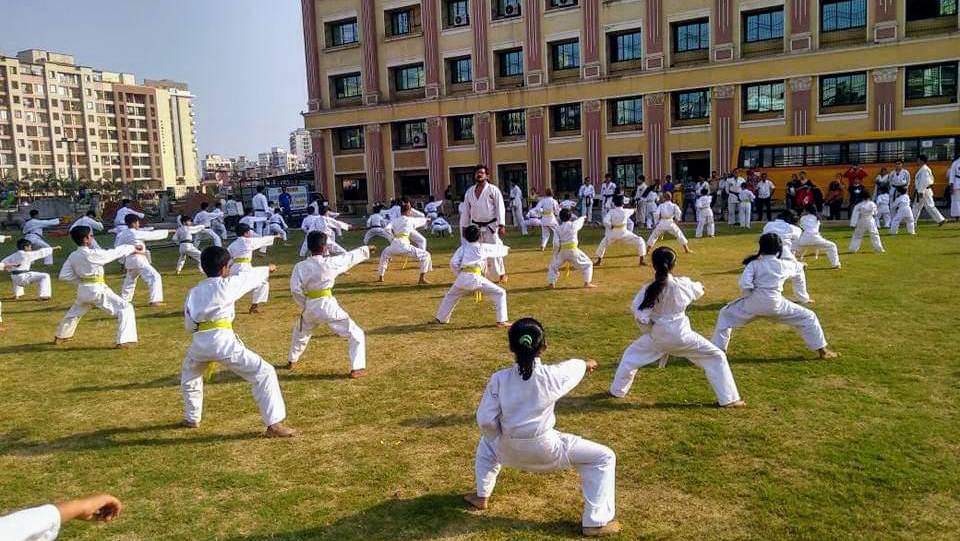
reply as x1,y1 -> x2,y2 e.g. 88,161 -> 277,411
712,233 -> 839,360
466,318 -> 623,537
609,247 -> 745,408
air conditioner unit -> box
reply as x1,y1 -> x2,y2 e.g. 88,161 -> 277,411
412,134 -> 426,147
504,4 -> 516,15
454,15 -> 465,25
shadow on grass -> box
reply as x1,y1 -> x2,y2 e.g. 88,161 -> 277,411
138,310 -> 183,320
398,413 -> 474,428
686,302 -> 728,312
727,356 -> 812,364
558,393 -> 718,412
335,283 -> 451,296
702,268 -> 742,276
68,374 -> 180,392
0,343 -> 117,354
216,493 -> 577,541
367,323 -> 496,336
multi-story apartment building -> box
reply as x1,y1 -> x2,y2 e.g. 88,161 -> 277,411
289,127 -> 314,170
259,146 -> 301,172
301,0 -> 960,209
0,49 -> 201,195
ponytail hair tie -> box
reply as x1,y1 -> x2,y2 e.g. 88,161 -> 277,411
518,334 -> 533,347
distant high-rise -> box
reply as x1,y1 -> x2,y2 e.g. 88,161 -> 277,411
289,128 -> 313,171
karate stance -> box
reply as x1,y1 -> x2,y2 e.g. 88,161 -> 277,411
646,193 -> 692,253
0,235 -> 10,325
609,247 -> 744,407
2,238 -> 59,300
534,189 -> 561,250
600,175 -> 617,213
192,202 -> 224,247
465,318 -> 621,537
181,246 -> 298,437
115,214 -> 172,307
363,206 -> 393,245
266,203 -> 289,242
287,231 -> 372,377
460,165 -> 508,282
594,194 -> 647,266
228,224 -> 276,313
174,215 -> 207,274
794,204 -> 840,268
55,226 -> 141,347
578,178 -> 596,224
848,197 -> 885,254
911,154 -> 947,226
0,493 -> 122,541
435,225 -> 510,326
874,187 -> 892,228
378,202 -> 432,284
695,189 -> 715,238
70,210 -> 105,249
762,211 -> 812,304
642,185 -> 659,229
548,209 -> 595,289
431,216 -> 453,236
112,200 -> 144,247
712,233 -> 838,360
726,171 -> 744,226
889,186 -> 916,235
738,184 -> 756,228
21,210 -> 59,265
251,185 -> 270,237
509,181 -> 527,235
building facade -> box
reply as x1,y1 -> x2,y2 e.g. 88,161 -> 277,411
0,49 -> 201,195
289,127 -> 314,169
301,0 -> 960,209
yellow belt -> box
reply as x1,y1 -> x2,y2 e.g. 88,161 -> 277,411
612,224 -> 626,229
233,257 -> 251,264
561,242 -> 578,250
461,267 -> 483,275
395,234 -> 409,239
196,319 -> 232,332
542,211 -> 554,215
79,277 -> 105,284
305,289 -> 333,299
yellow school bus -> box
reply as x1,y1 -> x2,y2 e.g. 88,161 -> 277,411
734,128 -> 959,193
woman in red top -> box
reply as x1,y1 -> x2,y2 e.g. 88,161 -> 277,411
825,174 -> 845,219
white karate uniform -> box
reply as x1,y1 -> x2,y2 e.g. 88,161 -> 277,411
727,177 -> 744,225
0,235 -> 7,323
762,220 -> 811,304
560,199 -> 577,210
56,244 -> 138,345
193,209 -> 225,247
227,235 -> 275,305
578,183 -> 595,223
524,208 -> 543,228
0,503 -> 61,541
889,194 -> 916,235
610,275 -> 741,405
534,197 -> 561,249
595,207 -> 646,261
643,192 -> 659,229
289,247 -> 370,370
739,190 -> 756,228
378,216 -> 432,277
547,216 -> 593,286
317,215 -> 350,255
266,210 -> 289,241
460,182 -> 507,276
875,193 -> 892,228
115,228 -> 170,304
2,248 -> 54,298
474,358 -> 616,528
431,217 -> 453,235
425,200 -> 443,219
794,215 -> 840,268
299,214 -> 323,256
949,157 -> 960,218
848,200 -> 884,253
182,265 -> 286,426
113,206 -> 144,228
21,218 -> 59,265
239,215 -> 269,254
509,185 -> 527,235
695,195 -> 715,238
712,255 -> 828,352
600,181 -> 616,211
912,164 -> 945,223
889,168 -> 910,194
70,216 -> 105,249
646,202 -> 689,248
363,213 -> 393,245
436,242 -> 509,323
174,224 -> 206,273
251,192 -> 269,236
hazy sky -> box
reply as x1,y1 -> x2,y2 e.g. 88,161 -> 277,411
0,0 -> 308,159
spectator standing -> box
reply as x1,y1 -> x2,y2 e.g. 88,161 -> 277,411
825,176 -> 845,219
681,177 -> 698,222
755,172 -> 775,222
847,176 -> 869,218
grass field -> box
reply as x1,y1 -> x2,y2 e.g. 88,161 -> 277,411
1,220 -> 958,541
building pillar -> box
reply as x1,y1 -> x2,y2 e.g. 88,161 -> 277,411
713,0 -> 734,62
527,107 -> 546,195
423,0 -> 442,98
311,130 -> 329,196
714,86 -> 735,175
582,0 -> 602,78
644,93 -> 666,181
301,0 -> 323,112
365,124 -> 387,203
524,0 -> 544,86
360,0 -> 381,105
474,112 -> 493,174
873,68 -> 898,132
874,0 -> 898,42
788,76 -> 812,136
584,100 -> 603,183
472,0 -> 491,92
426,117 -> 446,197
644,0 -> 664,70
788,0 -> 812,53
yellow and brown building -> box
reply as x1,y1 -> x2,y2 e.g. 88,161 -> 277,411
301,0 -> 960,209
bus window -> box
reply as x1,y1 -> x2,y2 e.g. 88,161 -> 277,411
848,141 -> 878,164
774,146 -> 804,167
879,139 -> 919,162
919,137 -> 957,161
805,143 -> 843,166
742,148 -> 761,168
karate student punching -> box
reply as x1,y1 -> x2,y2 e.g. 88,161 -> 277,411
0,493 -> 122,541
646,192 -> 692,254
874,186 -> 892,228
115,214 -> 172,307
70,210 -> 105,249
378,201 -> 433,284
55,226 -> 141,348
794,204 -> 841,269
227,224 -> 276,313
2,238 -> 59,300
762,210 -> 812,304
181,246 -> 298,437
192,202 -> 225,247
534,189 -> 561,251
712,233 -> 838,360
594,194 -> 647,267
435,225 -> 510,327
21,209 -> 59,265
695,189 -> 715,238
848,196 -> 885,254
287,231 -> 374,377
173,214 -> 207,275
609,247 -> 744,407
266,203 -> 290,242
465,318 -> 622,537
889,186 -> 916,235
547,209 -> 595,289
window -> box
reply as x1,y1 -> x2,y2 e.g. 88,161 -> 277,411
744,8 -> 784,42
394,64 -> 426,91
333,73 -> 362,100
552,160 -> 582,194
336,127 -> 364,152
394,120 -> 426,148
446,0 -> 470,27
450,115 -> 474,142
907,0 -> 958,20
550,40 -> 580,71
547,0 -> 578,8
551,103 -> 581,134
340,176 -> 368,201
448,56 -> 472,85
327,19 -> 359,47
821,0 -> 866,32
673,90 -> 711,122
609,157 -> 643,189
499,164 -> 527,195
743,81 -> 785,115
492,0 -> 521,19
451,167 -> 475,197
497,49 -> 524,77
387,8 -> 421,37
610,96 -> 643,129
498,110 -> 525,140
609,30 -> 643,63
906,63 -> 958,106
673,19 -> 709,52
820,72 -> 867,110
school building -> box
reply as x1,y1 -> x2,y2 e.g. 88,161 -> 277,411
300,0 -> 960,210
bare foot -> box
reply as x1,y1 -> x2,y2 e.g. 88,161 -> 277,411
284,362 -> 297,370
818,348 -> 839,360
583,519 -> 622,537
497,275 -> 508,284
548,283 -> 556,289
418,277 -> 431,285
349,369 -> 367,379
639,259 -> 647,266
683,246 -> 694,254
606,391 -> 622,399
431,318 -> 446,325
264,423 -> 300,438
249,305 -> 262,314
115,342 -> 136,349
495,321 -> 511,327
721,400 -> 747,408
38,297 -> 52,301
463,493 -> 488,510
150,302 -> 166,308
594,257 -> 603,266
584,283 -> 597,288
53,337 -> 72,345
181,420 -> 199,429
376,276 -> 385,283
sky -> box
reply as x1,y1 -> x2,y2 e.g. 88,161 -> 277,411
0,0 -> 308,160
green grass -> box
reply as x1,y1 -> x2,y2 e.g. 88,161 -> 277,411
1,221 -> 959,540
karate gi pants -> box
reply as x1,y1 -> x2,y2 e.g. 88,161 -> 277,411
739,202 -> 752,228
121,264 -> 164,304
912,189 -> 945,223
378,242 -> 432,276
512,205 -> 527,235
581,199 -> 593,223
288,297 -> 365,370
849,222 -> 884,253
609,318 -> 741,406
478,228 -> 506,277
475,431 -> 616,528
11,271 -> 51,298
267,224 -> 287,241
890,209 -> 916,235
230,263 -> 270,304
182,330 -> 286,426
363,228 -> 392,245
411,230 -> 427,250
727,198 -> 739,225
56,283 -> 138,345
876,208 -> 891,229
712,292 -> 827,352
540,225 -> 559,250
432,224 -> 453,236
647,222 -> 688,248
695,210 -> 715,238
547,247 -> 593,285
176,243 -> 202,273
778,251 -> 812,304
435,275 -> 508,323
794,233 -> 840,267
23,234 -> 53,265
198,229 -> 222,247
595,228 -> 646,261
211,223 -> 228,241
644,208 -> 657,229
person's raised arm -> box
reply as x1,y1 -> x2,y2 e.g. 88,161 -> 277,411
87,244 -> 139,266
226,264 -> 273,302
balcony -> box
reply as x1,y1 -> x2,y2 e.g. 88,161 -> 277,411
906,15 -> 959,37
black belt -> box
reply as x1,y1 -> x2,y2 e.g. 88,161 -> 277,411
10,270 -> 28,275
472,219 -> 498,233
179,241 -> 194,245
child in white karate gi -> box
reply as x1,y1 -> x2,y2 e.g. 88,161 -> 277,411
21,210 -> 59,265
378,202 -> 432,284
266,203 -> 289,243
431,216 -> 453,236
2,238 -> 59,300
55,226 -> 142,347
712,233 -> 838,360
392,196 -> 428,250
548,209 -> 595,289
889,186 -> 916,235
465,318 -> 622,537
70,210 -> 105,249
238,209 -> 269,254
524,207 -> 543,229
181,246 -> 298,437
192,202 -> 224,247
435,225 -> 510,326
298,207 -> 323,257
738,184 -> 756,228
287,231 -> 373,377
0,493 -> 122,541
174,215 -> 207,275
695,189 -> 715,238
594,194 -> 647,266
874,187 -> 892,229
646,193 -> 692,254
306,207 -> 350,257
534,189 -> 561,250
762,211 -> 812,304
642,186 -> 659,229
227,224 -> 276,313
609,247 -> 744,407
363,205 -> 394,245
794,204 -> 840,268
115,214 -> 172,307
0,235 -> 10,324
848,197 -> 885,254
